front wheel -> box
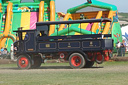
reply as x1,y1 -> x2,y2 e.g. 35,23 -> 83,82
17,54 -> 32,69
69,53 -> 85,69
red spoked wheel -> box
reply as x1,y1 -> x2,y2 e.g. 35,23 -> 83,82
17,55 -> 31,69
95,53 -> 104,64
69,53 -> 85,69
71,56 -> 81,67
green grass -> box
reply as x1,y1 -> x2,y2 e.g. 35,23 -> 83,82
119,13 -> 128,17
119,13 -> 128,22
0,62 -> 128,85
112,51 -> 128,57
103,61 -> 128,66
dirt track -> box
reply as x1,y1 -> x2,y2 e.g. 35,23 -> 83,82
0,58 -> 128,85
0,62 -> 128,74
0,59 -> 16,64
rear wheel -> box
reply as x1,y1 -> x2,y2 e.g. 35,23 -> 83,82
95,53 -> 104,64
69,53 -> 85,69
17,54 -> 32,69
31,55 -> 42,69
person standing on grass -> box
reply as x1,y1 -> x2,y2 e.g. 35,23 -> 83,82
1,48 -> 8,59
116,41 -> 121,56
121,40 -> 126,57
3,48 -> 8,55
10,44 -> 14,60
1,47 -> 4,52
0,47 -> 4,55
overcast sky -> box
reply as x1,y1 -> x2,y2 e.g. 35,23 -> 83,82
55,0 -> 128,13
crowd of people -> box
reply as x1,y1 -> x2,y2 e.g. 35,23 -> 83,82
116,40 -> 127,57
0,44 -> 14,59
0,47 -> 9,59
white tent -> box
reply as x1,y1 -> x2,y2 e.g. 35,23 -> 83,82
121,25 -> 128,35
121,25 -> 128,51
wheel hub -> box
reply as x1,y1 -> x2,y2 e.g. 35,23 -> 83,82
21,60 -> 25,64
71,56 -> 81,67
75,59 -> 80,63
18,57 -> 29,68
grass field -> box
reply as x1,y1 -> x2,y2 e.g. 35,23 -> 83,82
0,61 -> 128,85
119,13 -> 128,21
